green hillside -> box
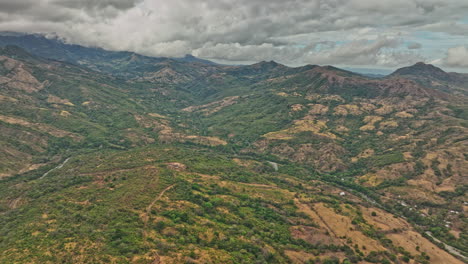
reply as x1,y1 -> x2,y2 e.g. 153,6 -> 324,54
0,44 -> 466,264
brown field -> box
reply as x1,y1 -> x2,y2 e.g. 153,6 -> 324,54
294,200 -> 385,255
360,206 -> 463,264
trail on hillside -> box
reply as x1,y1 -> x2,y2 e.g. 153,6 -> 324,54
39,157 -> 70,179
267,161 -> 278,171
143,184 -> 176,227
143,184 -> 176,264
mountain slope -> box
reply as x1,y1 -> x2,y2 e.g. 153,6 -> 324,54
390,62 -> 468,96
0,45 -> 142,176
0,46 -> 232,178
0,32 -> 215,78
0,144 -> 464,264
0,45 -> 466,263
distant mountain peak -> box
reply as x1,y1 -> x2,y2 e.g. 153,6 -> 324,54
251,60 -> 284,68
261,60 -> 279,65
175,54 -> 216,65
414,61 -> 427,65
412,61 -> 444,70
391,62 -> 449,79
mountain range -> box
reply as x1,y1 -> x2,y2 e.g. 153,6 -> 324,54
0,33 -> 466,264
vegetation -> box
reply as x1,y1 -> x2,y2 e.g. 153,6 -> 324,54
0,42 -> 466,263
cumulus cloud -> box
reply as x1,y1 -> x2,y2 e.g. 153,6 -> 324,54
192,37 -> 425,67
0,0 -> 466,68
304,38 -> 425,67
443,46 -> 468,67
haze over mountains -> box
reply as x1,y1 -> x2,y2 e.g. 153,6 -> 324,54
0,32 -> 467,264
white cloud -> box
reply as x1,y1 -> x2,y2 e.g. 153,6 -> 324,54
192,37 -> 424,67
443,46 -> 468,67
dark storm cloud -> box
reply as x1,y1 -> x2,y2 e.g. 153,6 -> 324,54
0,0 -> 467,68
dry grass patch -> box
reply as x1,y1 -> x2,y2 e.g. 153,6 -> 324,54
182,135 -> 227,146
307,104 -> 329,115
379,120 -> 398,129
290,225 -> 340,245
290,104 -> 305,112
395,111 -> 414,118
47,95 -> 75,106
263,120 -> 337,140
358,173 -> 384,187
284,250 -> 316,264
182,96 -> 239,115
352,148 -> 375,162
0,114 -> 81,140
334,104 -> 362,116
0,94 -> 18,102
306,93 -> 345,103
374,105 -> 394,115
363,115 -> 383,124
294,200 -> 385,255
360,206 -> 409,232
387,231 -> 463,264
386,186 -> 446,205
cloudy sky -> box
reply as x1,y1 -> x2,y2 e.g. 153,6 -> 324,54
1,0 -> 468,72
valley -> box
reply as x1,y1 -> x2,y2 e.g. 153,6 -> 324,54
0,34 -> 466,264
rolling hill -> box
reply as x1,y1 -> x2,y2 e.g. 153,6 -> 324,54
0,38 -> 466,264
